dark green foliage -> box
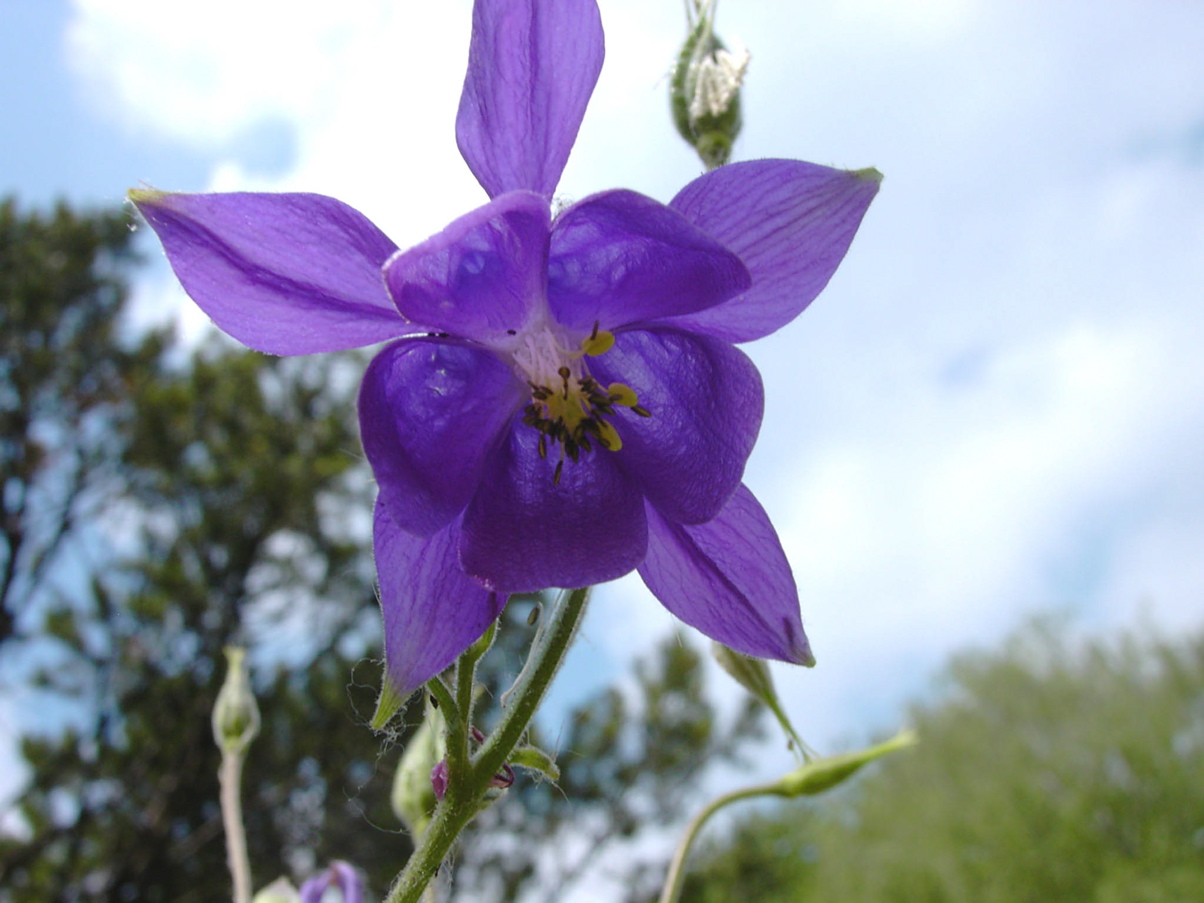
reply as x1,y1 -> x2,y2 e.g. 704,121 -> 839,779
0,197 -> 153,645
682,619 -> 1204,902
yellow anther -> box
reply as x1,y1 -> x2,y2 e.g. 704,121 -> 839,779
607,382 -> 639,407
595,420 -> 622,451
581,330 -> 615,356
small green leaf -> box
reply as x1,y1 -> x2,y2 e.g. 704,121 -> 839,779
509,745 -> 560,782
712,642 -> 809,759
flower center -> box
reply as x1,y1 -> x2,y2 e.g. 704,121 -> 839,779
510,322 -> 649,484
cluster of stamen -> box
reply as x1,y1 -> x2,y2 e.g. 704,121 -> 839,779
517,322 -> 650,484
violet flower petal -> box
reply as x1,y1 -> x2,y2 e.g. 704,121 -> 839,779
359,339 -> 524,536
383,191 -> 550,343
590,328 -> 763,525
459,422 -> 647,593
640,484 -> 814,665
299,861 -> 364,903
456,0 -> 604,198
667,161 -> 881,343
130,191 -> 405,354
375,501 -> 507,698
548,190 -> 751,333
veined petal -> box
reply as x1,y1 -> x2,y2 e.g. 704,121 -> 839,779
459,420 -> 647,593
374,500 -> 506,699
456,0 -> 604,198
359,338 -> 524,536
383,191 -> 550,344
130,190 -> 405,354
590,328 -> 763,525
547,190 -> 751,333
667,161 -> 881,342
640,484 -> 814,665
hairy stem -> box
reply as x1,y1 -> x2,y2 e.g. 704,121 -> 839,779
384,587 -> 591,903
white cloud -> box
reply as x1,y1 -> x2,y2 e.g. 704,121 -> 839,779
66,0 -> 364,148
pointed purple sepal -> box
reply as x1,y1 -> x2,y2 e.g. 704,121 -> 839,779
456,0 -> 604,198
374,500 -> 506,698
130,190 -> 406,354
639,484 -> 814,665
668,161 -> 881,342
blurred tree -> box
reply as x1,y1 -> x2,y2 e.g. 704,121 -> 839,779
0,197 -> 151,646
679,618 -> 1204,902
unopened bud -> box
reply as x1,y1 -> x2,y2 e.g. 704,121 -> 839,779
431,760 -> 449,801
671,2 -> 748,169
252,877 -> 300,903
212,647 -> 260,755
774,729 -> 917,797
391,701 -> 446,837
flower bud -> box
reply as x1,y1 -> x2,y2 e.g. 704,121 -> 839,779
212,646 -> 260,755
391,700 -> 446,837
431,760 -> 449,801
252,877 -> 300,903
774,729 -> 917,798
671,2 -> 749,169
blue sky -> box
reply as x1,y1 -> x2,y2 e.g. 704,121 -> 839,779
4,0 -> 1204,883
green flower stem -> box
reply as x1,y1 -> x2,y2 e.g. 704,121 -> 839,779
658,780 -> 782,903
424,674 -> 458,724
659,730 -> 918,903
426,675 -> 467,780
383,587 -> 591,903
474,587 -> 588,780
218,749 -> 253,903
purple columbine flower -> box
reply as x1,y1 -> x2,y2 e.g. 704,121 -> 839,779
130,0 -> 879,699
299,861 -> 363,903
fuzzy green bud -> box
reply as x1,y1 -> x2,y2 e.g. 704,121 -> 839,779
212,647 -> 260,755
391,701 -> 447,839
773,729 -> 917,798
671,2 -> 749,170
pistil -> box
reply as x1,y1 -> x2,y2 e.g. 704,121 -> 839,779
511,322 -> 649,484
